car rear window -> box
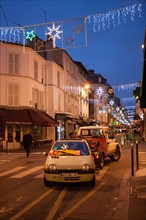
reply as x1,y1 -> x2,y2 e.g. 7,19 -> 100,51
81,129 -> 104,137
52,142 -> 89,156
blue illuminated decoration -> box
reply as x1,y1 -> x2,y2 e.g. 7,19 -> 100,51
26,30 -> 35,41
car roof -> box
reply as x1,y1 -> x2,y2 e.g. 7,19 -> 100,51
55,138 -> 85,142
78,126 -> 109,130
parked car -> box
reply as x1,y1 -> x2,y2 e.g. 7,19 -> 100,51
44,139 -> 96,186
77,126 -> 121,169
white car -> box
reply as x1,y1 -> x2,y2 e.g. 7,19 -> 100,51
44,139 -> 96,186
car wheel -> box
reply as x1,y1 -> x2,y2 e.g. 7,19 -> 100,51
89,174 -> 96,187
110,148 -> 121,161
44,176 -> 51,187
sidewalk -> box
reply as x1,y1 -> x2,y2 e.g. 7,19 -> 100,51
0,145 -> 50,154
128,141 -> 146,220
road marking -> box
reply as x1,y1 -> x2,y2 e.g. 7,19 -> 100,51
9,188 -> 54,220
96,167 -> 108,180
10,166 -> 44,178
0,207 -> 13,214
0,167 -> 25,177
46,187 -> 68,220
58,181 -> 106,220
34,172 -> 44,178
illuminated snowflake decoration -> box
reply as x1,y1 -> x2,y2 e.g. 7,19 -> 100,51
26,30 -> 35,41
104,93 -> 109,98
45,23 -> 63,48
116,107 -> 120,112
109,99 -> 115,107
96,87 -> 104,98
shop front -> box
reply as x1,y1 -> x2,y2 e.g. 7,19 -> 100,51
0,107 -> 59,150
55,113 -> 78,139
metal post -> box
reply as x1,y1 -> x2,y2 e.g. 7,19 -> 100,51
136,140 -> 139,170
131,143 -> 134,176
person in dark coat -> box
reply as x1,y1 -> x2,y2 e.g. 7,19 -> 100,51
23,130 -> 32,157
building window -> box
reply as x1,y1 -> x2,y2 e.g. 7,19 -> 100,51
8,53 -> 20,75
58,94 -> 61,111
32,88 -> 44,110
8,84 -> 19,106
57,71 -> 60,87
34,60 -> 38,80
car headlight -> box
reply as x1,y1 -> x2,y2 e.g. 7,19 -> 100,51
49,164 -> 57,170
82,164 -> 90,171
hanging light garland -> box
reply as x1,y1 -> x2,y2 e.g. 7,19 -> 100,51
86,2 -> 142,32
0,2 -> 143,49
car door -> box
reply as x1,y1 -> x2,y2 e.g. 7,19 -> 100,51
106,129 -> 116,154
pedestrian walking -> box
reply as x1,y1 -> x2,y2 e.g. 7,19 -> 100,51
23,130 -> 32,157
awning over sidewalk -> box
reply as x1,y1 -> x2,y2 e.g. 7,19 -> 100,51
0,107 -> 59,126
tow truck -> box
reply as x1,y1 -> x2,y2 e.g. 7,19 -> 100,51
77,126 -> 121,169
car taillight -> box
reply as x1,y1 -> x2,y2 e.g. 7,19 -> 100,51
94,152 -> 99,159
49,150 -> 54,156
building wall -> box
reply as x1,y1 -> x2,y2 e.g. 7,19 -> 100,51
0,43 -> 48,110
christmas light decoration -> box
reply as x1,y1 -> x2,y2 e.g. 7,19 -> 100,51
26,30 -> 36,41
45,23 -> 63,48
104,93 -> 109,98
108,88 -> 114,94
96,87 -> 104,98
113,83 -> 138,91
0,2 -> 143,51
116,107 -> 120,112
109,99 -> 115,106
0,27 -> 25,44
86,3 -> 142,32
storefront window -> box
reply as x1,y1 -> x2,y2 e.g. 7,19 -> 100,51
8,125 -> 13,142
32,126 -> 43,140
15,125 -> 20,142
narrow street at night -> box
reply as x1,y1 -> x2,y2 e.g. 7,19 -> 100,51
0,141 -> 145,220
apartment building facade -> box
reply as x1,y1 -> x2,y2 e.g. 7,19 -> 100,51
0,40 -> 90,149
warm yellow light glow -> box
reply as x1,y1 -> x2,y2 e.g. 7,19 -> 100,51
85,84 -> 89,89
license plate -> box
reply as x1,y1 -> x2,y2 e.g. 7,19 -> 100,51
61,173 -> 78,177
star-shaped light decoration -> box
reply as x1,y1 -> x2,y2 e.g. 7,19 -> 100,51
26,30 -> 35,41
45,23 -> 63,48
64,36 -> 74,46
96,87 -> 104,98
108,88 -> 114,94
73,24 -> 83,34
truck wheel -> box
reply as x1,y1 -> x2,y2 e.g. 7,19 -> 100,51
97,153 -> 104,169
110,149 -> 121,161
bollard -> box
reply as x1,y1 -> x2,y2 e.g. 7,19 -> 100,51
131,143 -> 134,176
136,140 -> 139,170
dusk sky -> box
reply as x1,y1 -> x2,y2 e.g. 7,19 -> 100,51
0,0 -> 146,109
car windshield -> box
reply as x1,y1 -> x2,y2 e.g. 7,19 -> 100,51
52,142 -> 89,156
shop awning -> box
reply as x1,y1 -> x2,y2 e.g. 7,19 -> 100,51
0,108 -> 59,126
